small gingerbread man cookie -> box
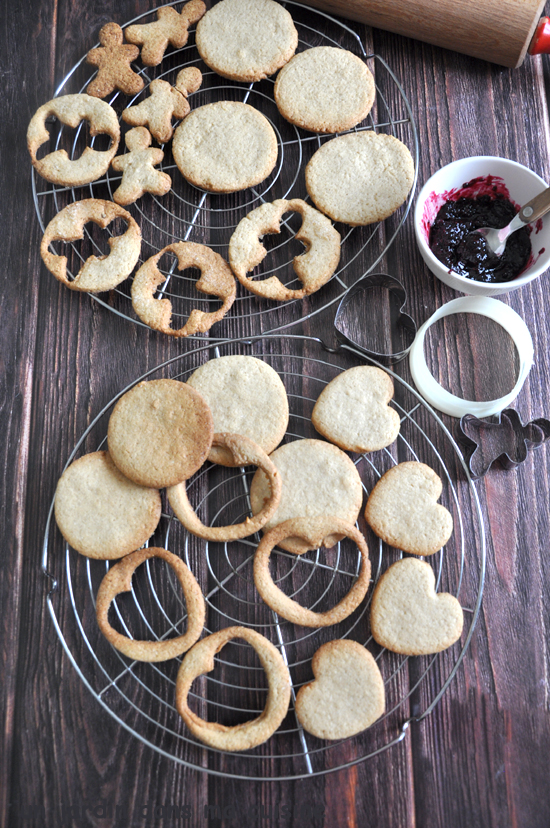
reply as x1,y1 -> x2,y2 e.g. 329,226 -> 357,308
111,127 -> 171,206
125,0 -> 206,66
86,22 -> 144,98
122,67 -> 202,144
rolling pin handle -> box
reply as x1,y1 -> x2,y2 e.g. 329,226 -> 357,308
529,17 -> 550,55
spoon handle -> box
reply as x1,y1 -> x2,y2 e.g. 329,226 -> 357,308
519,186 -> 550,223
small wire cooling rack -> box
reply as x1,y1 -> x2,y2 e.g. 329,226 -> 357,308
42,336 -> 486,780
31,1 -> 418,339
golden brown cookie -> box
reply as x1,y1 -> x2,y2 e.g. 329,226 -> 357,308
228,199 -> 341,301
312,366 -> 400,453
107,378 -> 214,488
172,101 -> 278,193
196,0 -> 297,82
125,0 -> 206,66
370,557 -> 464,655
122,67 -> 203,144
305,131 -> 415,225
54,451 -> 161,560
86,22 -> 144,98
96,547 -> 205,661
167,433 -> 282,541
249,438 -> 363,554
111,127 -> 172,205
186,355 -> 289,466
175,626 -> 291,750
295,641 -> 385,739
253,517 -> 371,627
40,199 -> 141,292
27,94 -> 120,186
365,462 -> 453,556
274,47 -> 375,134
131,241 -> 236,337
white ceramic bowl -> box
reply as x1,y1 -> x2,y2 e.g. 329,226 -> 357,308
414,156 -> 550,296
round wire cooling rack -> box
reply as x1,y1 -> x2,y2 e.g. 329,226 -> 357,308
31,0 -> 419,340
42,335 -> 486,780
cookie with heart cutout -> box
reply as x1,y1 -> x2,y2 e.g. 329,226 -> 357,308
312,366 -> 401,453
295,640 -> 385,739
370,557 -> 464,655
365,461 -> 453,556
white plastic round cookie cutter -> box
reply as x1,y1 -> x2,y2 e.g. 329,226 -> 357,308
409,296 -> 534,418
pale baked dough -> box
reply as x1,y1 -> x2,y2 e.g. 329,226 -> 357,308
370,557 -> 464,655
125,0 -> 206,66
131,242 -> 236,337
305,131 -> 415,225
196,0 -> 297,82
253,517 -> 371,627
40,199 -> 141,292
228,198 -> 341,300
27,94 -> 120,186
250,438 -> 363,553
295,640 -> 385,739
274,46 -> 375,133
312,366 -> 400,453
365,461 -> 453,556
172,101 -> 278,193
54,451 -> 161,560
96,547 -> 205,661
107,379 -> 214,488
111,127 -> 172,205
167,433 -> 282,541
175,626 -> 291,750
186,355 -> 289,465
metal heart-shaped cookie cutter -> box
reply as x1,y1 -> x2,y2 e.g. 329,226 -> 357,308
457,408 -> 550,478
321,272 -> 417,364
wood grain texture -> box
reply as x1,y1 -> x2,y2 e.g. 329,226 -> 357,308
2,0 -> 550,826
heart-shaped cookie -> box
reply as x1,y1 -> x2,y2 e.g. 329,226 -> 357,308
370,557 -> 463,655
365,461 -> 453,556
295,640 -> 385,740
312,365 -> 400,453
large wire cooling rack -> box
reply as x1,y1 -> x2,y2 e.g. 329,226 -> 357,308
42,336 -> 486,780
31,0 -> 418,339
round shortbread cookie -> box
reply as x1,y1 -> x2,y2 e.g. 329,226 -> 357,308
107,379 -> 214,488
196,0 -> 298,82
54,451 -> 161,559
295,641 -> 385,739
305,131 -> 415,225
312,366 -> 400,453
186,356 -> 289,465
370,557 -> 464,655
172,101 -> 278,193
274,47 -> 375,134
365,462 -> 453,556
249,438 -> 363,554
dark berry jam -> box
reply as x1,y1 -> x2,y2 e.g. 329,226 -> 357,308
429,192 -> 531,283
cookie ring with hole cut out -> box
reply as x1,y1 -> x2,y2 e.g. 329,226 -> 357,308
131,241 -> 236,336
167,433 -> 282,542
228,198 -> 341,301
96,547 -> 206,662
253,517 -> 372,627
175,626 -> 291,751
40,199 -> 141,292
27,94 -> 120,186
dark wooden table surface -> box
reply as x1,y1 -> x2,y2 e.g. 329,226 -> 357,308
2,1 -> 550,826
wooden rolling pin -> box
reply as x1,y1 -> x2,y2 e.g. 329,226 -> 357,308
298,0 -> 550,67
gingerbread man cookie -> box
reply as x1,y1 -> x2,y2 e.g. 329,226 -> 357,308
122,67 -> 202,144
86,22 -> 144,98
125,0 -> 206,66
111,127 -> 171,205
